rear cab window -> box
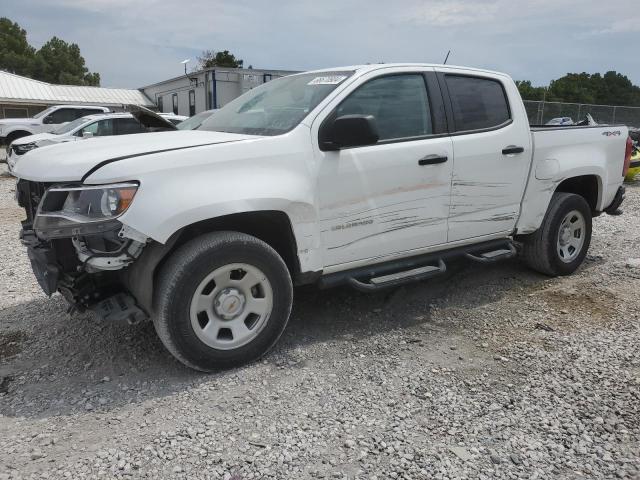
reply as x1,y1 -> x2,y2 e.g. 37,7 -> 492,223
443,74 -> 511,132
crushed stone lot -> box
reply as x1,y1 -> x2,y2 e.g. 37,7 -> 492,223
0,163 -> 638,480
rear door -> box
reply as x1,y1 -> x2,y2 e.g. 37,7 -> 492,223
437,69 -> 532,242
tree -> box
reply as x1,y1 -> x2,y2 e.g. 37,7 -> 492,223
515,80 -> 546,101
34,37 -> 100,86
0,18 -> 100,86
197,49 -> 243,69
520,71 -> 640,107
0,17 -> 36,77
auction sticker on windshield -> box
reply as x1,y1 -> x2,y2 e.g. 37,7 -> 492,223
308,75 -> 347,85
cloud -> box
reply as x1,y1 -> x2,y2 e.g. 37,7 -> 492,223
3,0 -> 640,89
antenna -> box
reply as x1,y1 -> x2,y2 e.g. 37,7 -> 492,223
443,50 -> 451,65
180,59 -> 190,75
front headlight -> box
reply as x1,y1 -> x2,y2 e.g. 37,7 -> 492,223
34,183 -> 138,239
14,142 -> 38,155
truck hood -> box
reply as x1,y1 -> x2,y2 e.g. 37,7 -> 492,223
11,130 -> 257,182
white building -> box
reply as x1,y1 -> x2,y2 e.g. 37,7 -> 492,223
141,67 -> 298,117
0,70 -> 154,119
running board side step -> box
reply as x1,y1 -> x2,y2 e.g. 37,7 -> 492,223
464,243 -> 517,263
348,259 -> 446,292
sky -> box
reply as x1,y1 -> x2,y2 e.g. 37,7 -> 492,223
3,0 -> 640,89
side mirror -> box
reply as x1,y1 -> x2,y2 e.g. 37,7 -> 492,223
42,116 -> 54,124
82,131 -> 94,138
321,114 -> 379,151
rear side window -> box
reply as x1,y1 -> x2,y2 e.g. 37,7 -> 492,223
81,108 -> 105,117
337,74 -> 433,141
445,75 -> 510,132
115,118 -> 144,135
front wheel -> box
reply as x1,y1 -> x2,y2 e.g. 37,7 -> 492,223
154,231 -> 293,371
520,192 -> 592,276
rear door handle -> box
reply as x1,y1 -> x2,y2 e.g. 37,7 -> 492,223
418,154 -> 448,166
502,146 -> 525,155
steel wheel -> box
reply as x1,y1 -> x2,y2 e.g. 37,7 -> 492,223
190,263 -> 273,350
556,209 -> 586,263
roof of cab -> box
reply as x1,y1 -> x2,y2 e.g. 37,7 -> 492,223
302,63 -> 509,78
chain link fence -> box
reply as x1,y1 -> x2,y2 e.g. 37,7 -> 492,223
523,100 -> 640,127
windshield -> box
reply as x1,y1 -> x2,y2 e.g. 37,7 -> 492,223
177,110 -> 216,130
33,107 -> 56,119
199,71 -> 353,136
52,116 -> 91,135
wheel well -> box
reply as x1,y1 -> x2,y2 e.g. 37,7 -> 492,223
175,211 -> 300,276
6,130 -> 31,143
555,175 -> 600,212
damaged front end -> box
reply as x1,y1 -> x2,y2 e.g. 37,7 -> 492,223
17,179 -> 148,323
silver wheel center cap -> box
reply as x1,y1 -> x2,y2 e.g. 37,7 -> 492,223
214,288 -> 246,320
560,226 -> 571,245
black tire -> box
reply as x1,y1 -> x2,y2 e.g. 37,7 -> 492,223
521,192 -> 592,276
6,130 -> 30,145
153,231 -> 293,371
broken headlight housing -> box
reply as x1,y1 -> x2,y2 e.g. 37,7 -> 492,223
34,182 -> 138,240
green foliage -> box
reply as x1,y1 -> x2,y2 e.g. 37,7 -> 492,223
0,18 -> 36,77
517,72 -> 640,106
34,37 -> 100,86
515,80 -> 546,101
0,17 -> 100,86
197,50 -> 244,69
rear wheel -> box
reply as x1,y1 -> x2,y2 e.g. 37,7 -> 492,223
154,231 -> 293,371
521,192 -> 592,276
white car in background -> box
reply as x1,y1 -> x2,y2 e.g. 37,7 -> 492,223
6,110 -> 183,170
0,105 -> 110,145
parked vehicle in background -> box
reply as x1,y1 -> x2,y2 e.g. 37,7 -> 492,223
11,64 -> 631,371
176,109 -> 217,130
625,128 -> 640,181
0,105 -> 110,145
545,116 -> 574,126
6,111 -> 178,171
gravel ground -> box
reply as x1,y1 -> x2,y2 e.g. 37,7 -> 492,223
0,164 -> 638,479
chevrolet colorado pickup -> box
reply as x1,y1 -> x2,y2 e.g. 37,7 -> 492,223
12,64 -> 631,371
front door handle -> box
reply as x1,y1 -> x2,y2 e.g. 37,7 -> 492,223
502,146 -> 525,155
418,154 -> 448,166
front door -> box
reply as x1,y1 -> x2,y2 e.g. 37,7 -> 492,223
313,71 -> 454,267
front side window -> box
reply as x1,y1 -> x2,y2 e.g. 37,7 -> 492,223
199,71 -> 353,136
79,119 -> 113,136
445,75 -> 511,131
45,108 -> 77,124
336,74 -> 433,141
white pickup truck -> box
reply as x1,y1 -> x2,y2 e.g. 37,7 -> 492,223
12,64 -> 631,371
0,105 -> 110,145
